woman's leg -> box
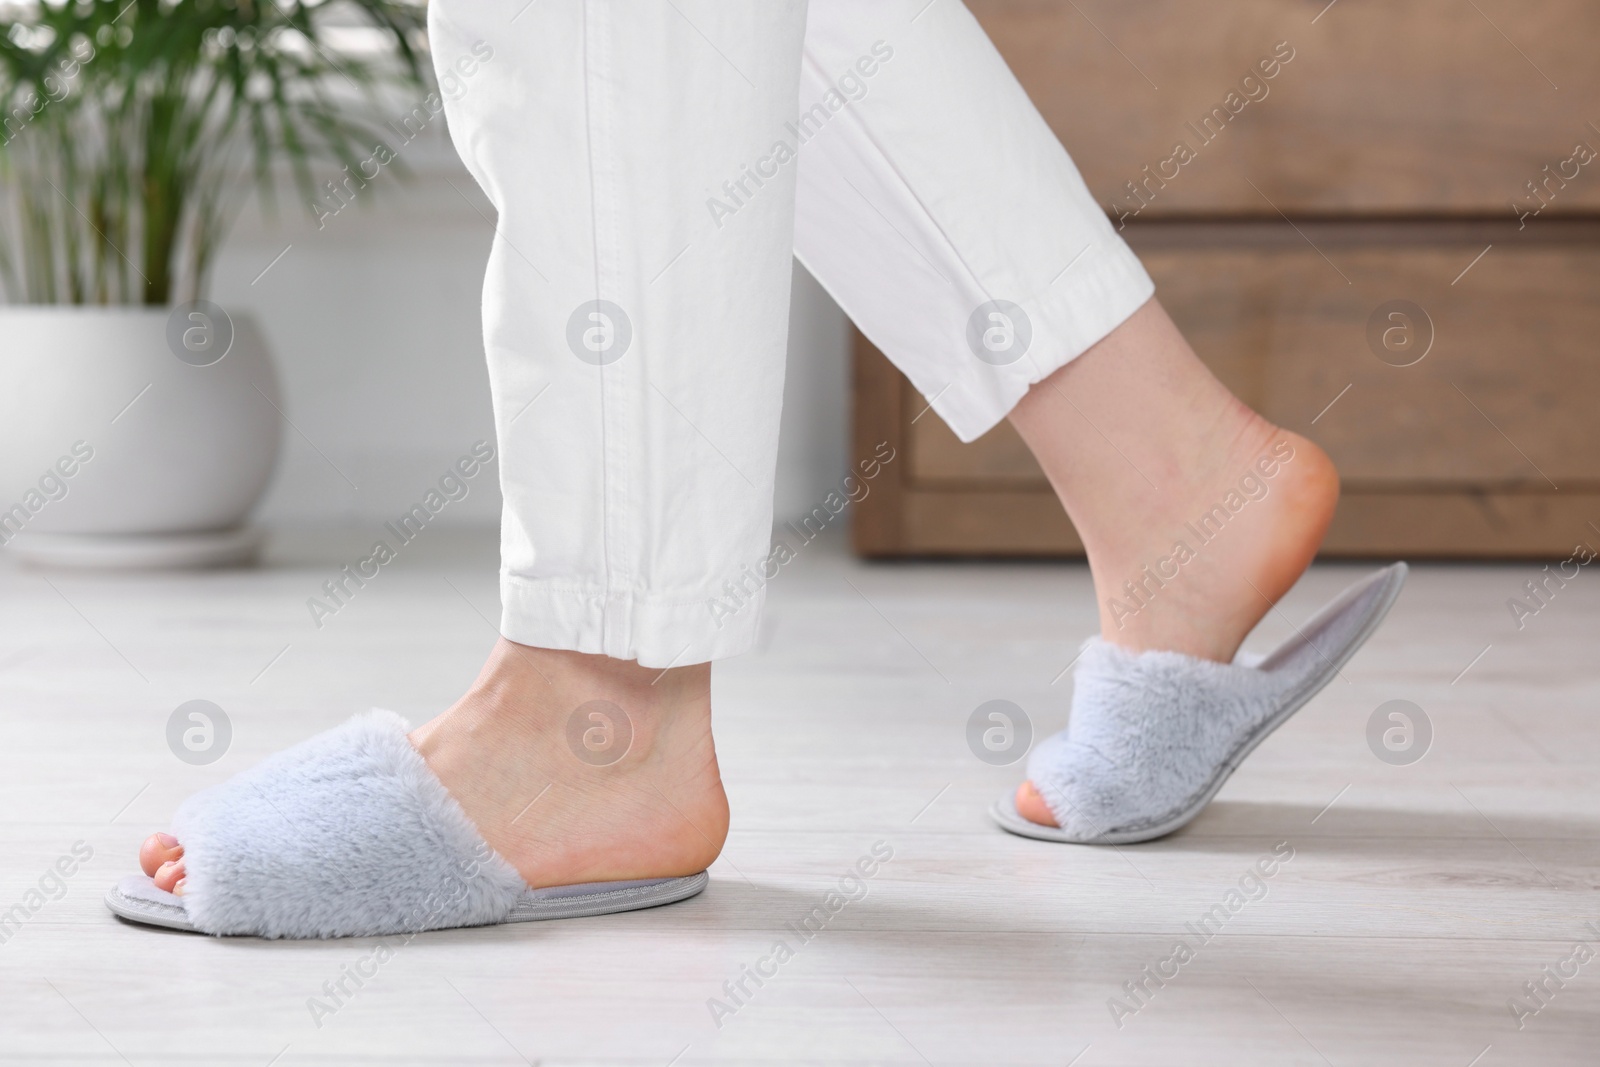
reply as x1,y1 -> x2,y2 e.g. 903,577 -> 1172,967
140,0 -> 814,891
788,2 -> 1338,827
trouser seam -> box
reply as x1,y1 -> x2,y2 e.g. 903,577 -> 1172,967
585,0 -> 638,657
797,46 -> 1037,373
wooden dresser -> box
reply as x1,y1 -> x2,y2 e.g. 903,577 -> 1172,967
854,0 -> 1600,558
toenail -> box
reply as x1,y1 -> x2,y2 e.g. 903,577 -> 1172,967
156,832 -> 178,848
173,879 -> 185,895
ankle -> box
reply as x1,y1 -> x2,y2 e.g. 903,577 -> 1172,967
412,641 -> 712,763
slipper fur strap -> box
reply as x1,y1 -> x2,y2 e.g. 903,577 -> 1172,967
171,710 -> 527,939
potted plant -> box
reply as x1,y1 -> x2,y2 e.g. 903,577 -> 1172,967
0,0 -> 426,567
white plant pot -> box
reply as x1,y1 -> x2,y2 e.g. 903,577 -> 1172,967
0,306 -> 282,568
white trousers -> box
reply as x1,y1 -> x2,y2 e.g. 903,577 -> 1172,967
429,0 -> 1154,667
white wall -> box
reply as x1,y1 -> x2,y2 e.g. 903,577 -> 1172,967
210,127 -> 852,531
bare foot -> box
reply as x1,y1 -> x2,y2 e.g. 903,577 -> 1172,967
140,639 -> 728,892
1012,424 -> 1337,825
409,641 -> 728,888
138,832 -> 185,893
1007,302 -> 1340,827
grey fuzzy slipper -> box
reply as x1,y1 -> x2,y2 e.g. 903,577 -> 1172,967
105,710 -> 707,938
992,563 -> 1407,844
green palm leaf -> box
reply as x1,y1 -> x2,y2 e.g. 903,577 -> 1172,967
0,0 -> 428,305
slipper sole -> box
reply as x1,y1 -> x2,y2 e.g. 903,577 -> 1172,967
106,871 -> 709,935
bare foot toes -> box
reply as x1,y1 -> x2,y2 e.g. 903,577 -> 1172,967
1015,781 -> 1059,827
152,857 -> 186,894
139,832 -> 182,877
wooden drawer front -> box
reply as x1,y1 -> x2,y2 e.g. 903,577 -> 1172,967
969,0 -> 1600,215
908,224 -> 1600,492
866,474 -> 1600,558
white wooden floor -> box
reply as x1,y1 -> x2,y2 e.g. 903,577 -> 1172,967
0,527 -> 1595,1065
